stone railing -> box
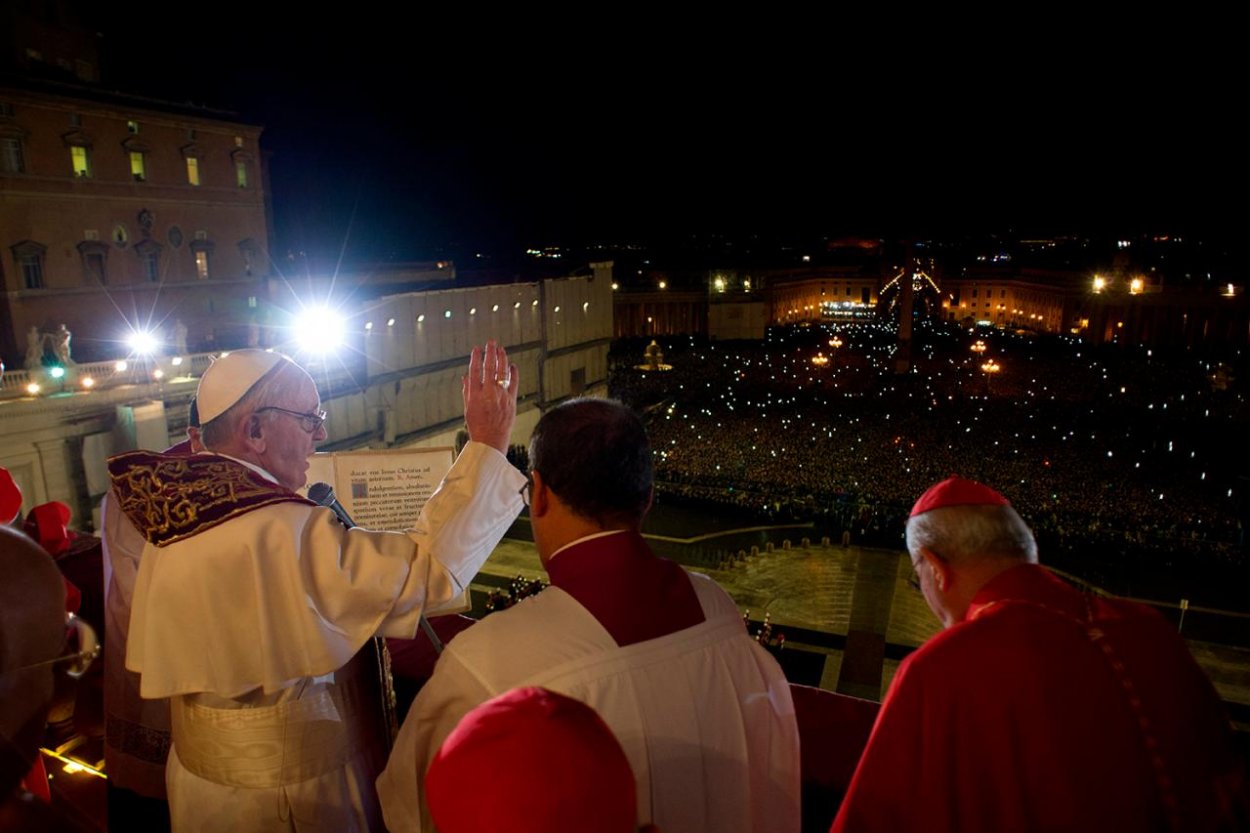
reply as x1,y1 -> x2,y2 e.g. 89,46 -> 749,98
1,351 -> 221,400
1,350 -> 359,402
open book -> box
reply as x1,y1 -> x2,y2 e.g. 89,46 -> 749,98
304,446 -> 469,615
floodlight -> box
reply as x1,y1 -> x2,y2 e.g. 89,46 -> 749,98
127,329 -> 160,356
293,306 -> 345,353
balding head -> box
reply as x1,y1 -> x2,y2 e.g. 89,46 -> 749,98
905,481 -> 1038,627
906,503 -> 1038,569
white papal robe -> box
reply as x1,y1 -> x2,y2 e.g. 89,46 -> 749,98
117,441 -> 525,833
377,550 -> 801,833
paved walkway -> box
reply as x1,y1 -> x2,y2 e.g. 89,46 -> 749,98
476,537 -> 1250,718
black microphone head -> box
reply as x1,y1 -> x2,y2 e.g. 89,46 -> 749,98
307,482 -> 335,506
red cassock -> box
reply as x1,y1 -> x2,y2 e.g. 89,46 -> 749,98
832,564 -> 1247,833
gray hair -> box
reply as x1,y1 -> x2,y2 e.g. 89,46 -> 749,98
905,504 -> 1038,566
200,361 -> 308,450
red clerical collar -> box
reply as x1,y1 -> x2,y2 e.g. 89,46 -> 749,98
966,563 -> 1081,623
545,530 -> 705,647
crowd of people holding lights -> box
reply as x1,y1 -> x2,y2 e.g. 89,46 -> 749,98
612,320 -> 1246,605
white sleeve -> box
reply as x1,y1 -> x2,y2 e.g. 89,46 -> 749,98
379,441 -> 526,637
127,442 -> 524,698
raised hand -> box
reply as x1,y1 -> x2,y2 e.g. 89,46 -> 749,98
462,340 -> 518,453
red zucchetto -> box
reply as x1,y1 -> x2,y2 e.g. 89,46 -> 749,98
910,476 -> 1010,517
425,687 -> 637,833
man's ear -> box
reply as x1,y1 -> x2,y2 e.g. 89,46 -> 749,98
920,547 -> 952,592
529,471 -> 550,518
240,413 -> 266,453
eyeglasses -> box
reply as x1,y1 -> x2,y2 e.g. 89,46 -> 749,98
256,406 -> 327,433
4,613 -> 100,680
519,474 -> 533,507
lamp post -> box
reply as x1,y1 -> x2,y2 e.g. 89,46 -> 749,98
981,359 -> 1000,394
829,336 -> 843,368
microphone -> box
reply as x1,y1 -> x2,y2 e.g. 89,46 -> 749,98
309,482 -> 355,529
307,480 -> 445,654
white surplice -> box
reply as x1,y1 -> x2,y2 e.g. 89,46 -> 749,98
377,571 -> 801,833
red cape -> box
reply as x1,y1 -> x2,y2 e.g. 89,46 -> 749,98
832,565 -> 1247,833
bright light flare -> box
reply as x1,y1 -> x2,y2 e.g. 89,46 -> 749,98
293,306 -> 345,354
81,376 -> 95,388
49,366 -> 66,379
26,382 -> 41,395
126,329 -> 160,356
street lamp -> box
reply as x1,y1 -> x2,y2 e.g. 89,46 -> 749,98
828,336 -> 843,368
981,359 -> 1000,394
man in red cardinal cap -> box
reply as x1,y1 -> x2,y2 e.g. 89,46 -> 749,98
831,476 -> 1246,833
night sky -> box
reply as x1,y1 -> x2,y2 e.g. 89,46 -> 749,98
96,16 -> 1242,265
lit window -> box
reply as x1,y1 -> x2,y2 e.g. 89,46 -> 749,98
235,160 -> 248,188
1,137 -> 24,173
130,151 -> 146,181
127,120 -> 139,134
71,145 -> 91,177
186,156 -> 200,185
190,239 -> 214,279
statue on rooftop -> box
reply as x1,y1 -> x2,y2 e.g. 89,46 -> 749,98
52,324 -> 74,366
25,326 -> 45,371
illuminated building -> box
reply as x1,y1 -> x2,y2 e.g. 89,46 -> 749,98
767,267 -> 879,324
0,18 -> 268,364
940,269 -> 1069,334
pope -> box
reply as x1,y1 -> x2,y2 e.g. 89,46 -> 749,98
105,343 -> 525,833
